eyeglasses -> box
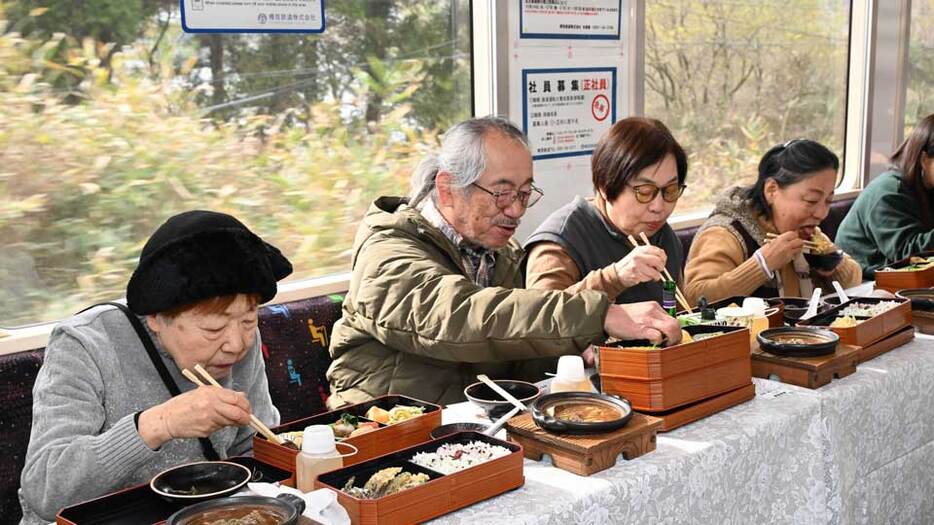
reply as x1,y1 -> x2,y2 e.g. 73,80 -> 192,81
471,182 -> 544,209
627,182 -> 686,204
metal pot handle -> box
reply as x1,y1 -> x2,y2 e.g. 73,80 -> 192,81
276,493 -> 307,516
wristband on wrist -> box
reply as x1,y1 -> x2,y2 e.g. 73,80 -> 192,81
753,249 -> 774,279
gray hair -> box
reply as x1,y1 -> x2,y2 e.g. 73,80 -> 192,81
409,115 -> 529,207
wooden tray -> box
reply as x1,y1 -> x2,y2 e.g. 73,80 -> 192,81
504,411 -> 663,476
315,431 -> 523,525
800,297 -> 912,347
598,325 -> 752,412
912,310 -> 934,335
874,251 -> 934,292
648,382 -> 756,432
56,457 -> 292,525
254,395 -> 441,473
854,325 -> 915,363
751,342 -> 860,389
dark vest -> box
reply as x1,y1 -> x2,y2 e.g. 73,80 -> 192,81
523,196 -> 683,305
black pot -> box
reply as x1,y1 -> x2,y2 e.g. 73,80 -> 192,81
166,494 -> 306,525
151,461 -> 252,503
895,288 -> 934,312
530,392 -> 632,434
757,326 -> 839,357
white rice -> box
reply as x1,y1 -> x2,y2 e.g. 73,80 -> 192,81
410,441 -> 511,474
839,301 -> 900,317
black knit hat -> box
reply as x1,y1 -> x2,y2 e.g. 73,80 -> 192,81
126,210 -> 293,315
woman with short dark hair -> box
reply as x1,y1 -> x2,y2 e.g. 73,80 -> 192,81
525,117 -> 688,305
684,139 -> 861,304
836,113 -> 934,275
18,210 -> 292,524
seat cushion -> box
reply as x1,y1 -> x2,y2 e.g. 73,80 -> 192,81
258,293 -> 344,423
0,349 -> 44,524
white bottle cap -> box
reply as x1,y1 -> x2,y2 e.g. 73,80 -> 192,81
556,355 -> 586,380
301,425 -> 337,454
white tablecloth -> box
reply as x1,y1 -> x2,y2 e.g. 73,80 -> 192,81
432,333 -> 934,525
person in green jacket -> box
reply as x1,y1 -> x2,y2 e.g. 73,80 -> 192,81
836,113 -> 934,275
327,116 -> 681,407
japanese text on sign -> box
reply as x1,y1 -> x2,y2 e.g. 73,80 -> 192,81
181,0 -> 325,34
522,68 -> 617,160
520,0 -> 621,40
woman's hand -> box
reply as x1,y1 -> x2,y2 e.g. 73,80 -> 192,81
138,385 -> 252,450
614,246 -> 667,288
759,231 -> 805,271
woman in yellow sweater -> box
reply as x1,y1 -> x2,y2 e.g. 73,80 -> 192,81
684,139 -> 861,305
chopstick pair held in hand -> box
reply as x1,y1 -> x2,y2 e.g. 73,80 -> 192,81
182,364 -> 285,445
763,232 -> 819,254
626,232 -> 693,314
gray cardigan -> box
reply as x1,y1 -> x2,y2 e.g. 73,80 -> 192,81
18,305 -> 280,524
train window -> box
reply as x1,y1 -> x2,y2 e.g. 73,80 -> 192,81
0,1 -> 472,327
906,0 -> 933,130
644,1 -> 852,217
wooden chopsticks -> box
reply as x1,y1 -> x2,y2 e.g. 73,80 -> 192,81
627,232 -> 693,314
182,364 -> 285,445
763,232 -> 819,254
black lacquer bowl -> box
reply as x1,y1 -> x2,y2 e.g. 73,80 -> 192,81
429,422 -> 489,440
804,249 -> 844,272
779,297 -> 826,326
166,494 -> 306,525
464,380 -> 540,419
151,461 -> 251,503
530,392 -> 633,434
757,326 -> 839,357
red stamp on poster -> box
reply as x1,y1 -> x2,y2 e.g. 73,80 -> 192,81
591,94 -> 610,122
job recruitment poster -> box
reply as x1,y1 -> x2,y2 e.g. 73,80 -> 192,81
181,0 -> 325,33
522,67 -> 617,160
520,0 -> 622,40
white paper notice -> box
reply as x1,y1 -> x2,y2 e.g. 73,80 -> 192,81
181,0 -> 325,33
522,68 -> 617,160
520,0 -> 621,40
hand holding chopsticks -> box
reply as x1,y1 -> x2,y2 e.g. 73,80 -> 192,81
625,233 -> 693,314
184,364 -> 288,446
764,232 -> 819,254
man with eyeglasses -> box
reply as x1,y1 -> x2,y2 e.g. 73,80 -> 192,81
326,116 -> 681,407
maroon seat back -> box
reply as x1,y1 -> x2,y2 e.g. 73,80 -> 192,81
0,349 -> 44,524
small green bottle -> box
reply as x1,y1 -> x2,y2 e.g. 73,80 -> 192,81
662,279 -> 677,316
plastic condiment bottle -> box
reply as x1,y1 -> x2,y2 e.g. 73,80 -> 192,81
550,355 -> 595,393
295,425 -> 344,493
742,298 -> 770,346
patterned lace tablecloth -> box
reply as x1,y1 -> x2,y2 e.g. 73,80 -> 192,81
433,379 -> 829,525
432,334 -> 934,525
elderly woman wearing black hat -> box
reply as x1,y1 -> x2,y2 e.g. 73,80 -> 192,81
18,210 -> 293,525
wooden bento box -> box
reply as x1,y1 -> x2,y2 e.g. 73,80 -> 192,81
254,395 -> 441,473
874,251 -> 934,292
315,431 -> 524,525
799,296 -> 912,347
597,325 -> 752,412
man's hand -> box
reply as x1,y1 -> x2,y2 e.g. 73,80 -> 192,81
603,301 -> 681,345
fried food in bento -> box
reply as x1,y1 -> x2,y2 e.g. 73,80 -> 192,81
341,467 -> 430,499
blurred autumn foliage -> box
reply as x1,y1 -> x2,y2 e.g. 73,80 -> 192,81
0,2 -> 469,325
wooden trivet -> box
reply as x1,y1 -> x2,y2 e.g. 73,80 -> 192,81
752,343 -> 860,389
